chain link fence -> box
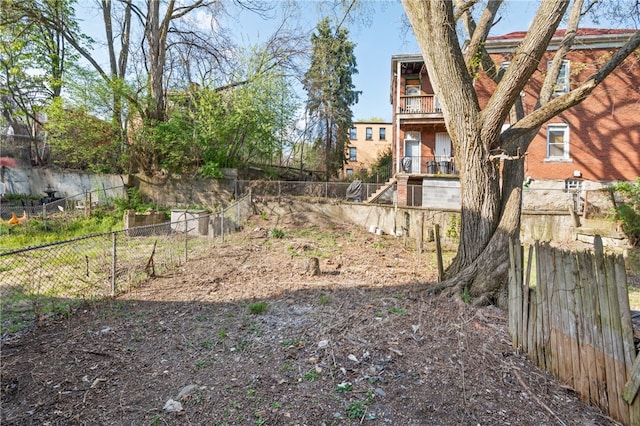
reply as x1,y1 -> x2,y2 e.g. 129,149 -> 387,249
0,192 -> 252,337
0,185 -> 127,225
236,179 -> 394,203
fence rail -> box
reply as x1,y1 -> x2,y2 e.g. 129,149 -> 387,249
236,180 -> 395,204
0,192 -> 252,337
399,156 -> 457,175
508,237 -> 640,426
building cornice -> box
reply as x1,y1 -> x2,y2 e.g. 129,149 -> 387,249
485,31 -> 637,53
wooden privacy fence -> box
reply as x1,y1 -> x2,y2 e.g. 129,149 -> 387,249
508,237 -> 640,426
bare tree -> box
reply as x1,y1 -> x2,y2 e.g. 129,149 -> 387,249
401,0 -> 640,305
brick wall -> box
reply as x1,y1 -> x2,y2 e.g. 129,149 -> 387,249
475,48 -> 640,182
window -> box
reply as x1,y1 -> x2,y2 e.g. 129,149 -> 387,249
349,147 -> 357,162
349,127 -> 357,140
549,60 -> 570,95
365,127 -> 372,140
546,124 -> 570,160
379,127 -> 386,140
346,168 -> 353,176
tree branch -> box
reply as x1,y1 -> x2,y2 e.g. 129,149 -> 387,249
481,1 -> 569,142
502,30 -> 640,144
453,0 -> 482,21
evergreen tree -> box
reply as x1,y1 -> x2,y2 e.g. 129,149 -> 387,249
303,17 -> 360,179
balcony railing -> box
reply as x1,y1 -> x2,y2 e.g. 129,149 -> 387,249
399,95 -> 442,114
398,155 -> 457,175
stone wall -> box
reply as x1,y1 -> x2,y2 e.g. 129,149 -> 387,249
2,167 -> 621,247
133,174 -> 235,208
414,177 -> 616,217
255,197 -> 579,246
522,179 -> 613,216
124,210 -> 167,229
0,167 -> 127,200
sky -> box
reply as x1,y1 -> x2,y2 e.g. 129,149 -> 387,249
221,0 -> 541,122
74,1 -> 625,123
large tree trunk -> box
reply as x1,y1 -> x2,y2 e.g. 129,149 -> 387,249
101,0 -> 130,162
401,0 -> 503,284
402,0 -> 640,306
401,0 -> 570,305
145,0 -> 167,123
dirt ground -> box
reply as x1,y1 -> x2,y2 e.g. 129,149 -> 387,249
0,210 -> 621,425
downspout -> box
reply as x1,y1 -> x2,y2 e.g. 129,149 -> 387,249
393,60 -> 401,236
395,60 -> 401,175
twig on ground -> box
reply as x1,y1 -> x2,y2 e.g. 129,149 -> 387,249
513,369 -> 567,426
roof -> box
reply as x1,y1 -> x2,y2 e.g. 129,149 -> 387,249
353,121 -> 392,125
487,28 -> 637,41
485,28 -> 638,52
388,28 -> 638,100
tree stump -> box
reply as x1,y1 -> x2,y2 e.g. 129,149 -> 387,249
303,257 -> 321,276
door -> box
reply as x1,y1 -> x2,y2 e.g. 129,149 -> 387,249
435,132 -> 452,161
404,132 -> 421,173
406,86 -> 421,113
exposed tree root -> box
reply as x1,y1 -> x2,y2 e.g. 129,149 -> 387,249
426,247 -> 510,308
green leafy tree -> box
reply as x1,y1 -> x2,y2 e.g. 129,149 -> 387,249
0,0 -> 87,164
612,178 -> 640,246
194,66 -> 300,177
7,1 -> 307,176
371,147 -> 392,182
123,51 -> 300,179
43,97 -> 120,173
303,17 -> 360,179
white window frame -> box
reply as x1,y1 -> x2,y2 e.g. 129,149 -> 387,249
546,123 -> 570,161
349,147 -> 357,162
549,60 -> 570,95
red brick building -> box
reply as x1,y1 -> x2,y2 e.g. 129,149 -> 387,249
389,29 -> 639,208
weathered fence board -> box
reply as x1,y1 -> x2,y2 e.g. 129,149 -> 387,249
508,237 -> 639,426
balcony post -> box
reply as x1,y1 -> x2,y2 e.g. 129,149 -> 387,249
395,60 -> 402,175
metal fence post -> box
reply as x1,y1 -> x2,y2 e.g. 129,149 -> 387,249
325,182 -> 328,198
221,210 -> 225,242
111,232 -> 117,296
184,211 -> 188,263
